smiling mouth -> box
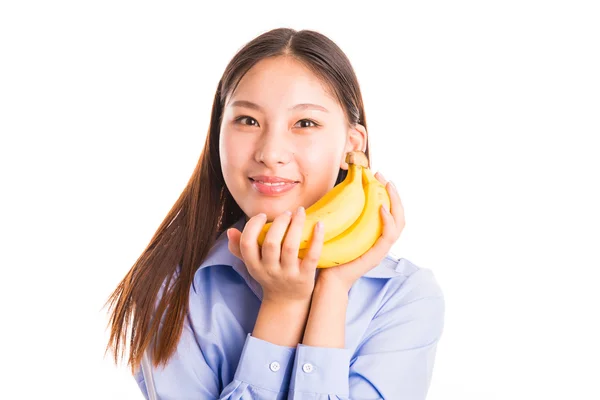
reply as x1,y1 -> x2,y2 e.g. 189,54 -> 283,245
249,178 -> 299,195
249,179 -> 297,186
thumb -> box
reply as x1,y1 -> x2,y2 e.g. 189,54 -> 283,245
227,228 -> 243,260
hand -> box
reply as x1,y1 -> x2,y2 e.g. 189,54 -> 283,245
227,207 -> 326,305
316,172 -> 405,292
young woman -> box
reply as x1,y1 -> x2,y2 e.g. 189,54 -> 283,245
105,27 -> 445,399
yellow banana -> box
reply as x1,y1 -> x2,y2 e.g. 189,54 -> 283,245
257,151 -> 368,249
298,165 -> 391,268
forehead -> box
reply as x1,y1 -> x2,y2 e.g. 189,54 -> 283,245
225,56 -> 341,112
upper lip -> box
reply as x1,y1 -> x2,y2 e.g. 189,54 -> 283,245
249,175 -> 299,183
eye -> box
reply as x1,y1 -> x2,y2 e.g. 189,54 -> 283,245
234,116 -> 259,127
295,119 -> 320,128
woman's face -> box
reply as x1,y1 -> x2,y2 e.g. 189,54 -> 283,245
219,56 -> 366,222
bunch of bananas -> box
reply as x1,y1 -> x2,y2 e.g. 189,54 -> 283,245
256,151 -> 391,268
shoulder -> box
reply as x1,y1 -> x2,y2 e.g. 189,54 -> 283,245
343,255 -> 445,353
362,254 -> 445,320
364,254 -> 443,294
189,229 -> 250,296
389,256 -> 444,299
357,256 -> 445,347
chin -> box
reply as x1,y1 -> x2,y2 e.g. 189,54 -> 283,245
248,205 -> 293,223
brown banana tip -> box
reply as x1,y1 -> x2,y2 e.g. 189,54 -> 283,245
345,151 -> 369,168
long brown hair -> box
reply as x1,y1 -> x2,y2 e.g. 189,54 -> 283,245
104,27 -> 371,372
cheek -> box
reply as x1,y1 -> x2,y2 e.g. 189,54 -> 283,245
299,146 -> 341,184
220,133 -> 250,173
301,140 -> 341,168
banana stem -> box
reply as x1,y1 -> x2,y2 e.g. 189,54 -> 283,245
345,151 -> 369,168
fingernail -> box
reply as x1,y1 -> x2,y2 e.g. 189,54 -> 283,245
316,221 -> 323,231
285,210 -> 292,216
297,206 -> 305,215
382,205 -> 389,214
389,180 -> 396,191
257,213 -> 266,219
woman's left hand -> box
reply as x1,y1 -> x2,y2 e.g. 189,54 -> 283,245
316,172 -> 405,292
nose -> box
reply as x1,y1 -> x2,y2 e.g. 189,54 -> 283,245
254,130 -> 292,167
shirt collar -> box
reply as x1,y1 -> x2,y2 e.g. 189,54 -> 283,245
196,217 -> 402,300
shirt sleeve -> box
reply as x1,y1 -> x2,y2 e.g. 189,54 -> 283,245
287,268 -> 446,400
133,321 -> 298,399
223,333 -> 297,399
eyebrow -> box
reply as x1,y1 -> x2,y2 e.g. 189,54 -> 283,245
229,100 -> 329,113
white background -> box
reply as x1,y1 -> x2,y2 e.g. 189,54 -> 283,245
1,1 -> 598,399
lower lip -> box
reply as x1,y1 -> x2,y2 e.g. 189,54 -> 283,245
250,179 -> 298,196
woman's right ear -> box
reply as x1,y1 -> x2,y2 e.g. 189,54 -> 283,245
340,123 -> 368,170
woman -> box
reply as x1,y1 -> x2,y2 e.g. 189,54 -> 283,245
105,27 -> 445,399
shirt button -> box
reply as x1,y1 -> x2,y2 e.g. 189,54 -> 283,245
302,363 -> 314,373
269,361 -> 280,372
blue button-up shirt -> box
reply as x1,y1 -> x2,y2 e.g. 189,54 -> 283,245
134,217 -> 445,399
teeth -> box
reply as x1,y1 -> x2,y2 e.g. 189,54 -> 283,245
257,181 -> 288,186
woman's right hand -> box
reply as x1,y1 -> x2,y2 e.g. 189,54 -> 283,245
227,206 -> 325,305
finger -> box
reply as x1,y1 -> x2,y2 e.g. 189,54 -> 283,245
380,204 -> 398,244
375,171 -> 387,185
239,213 -> 267,266
227,228 -> 243,260
358,205 -> 397,263
300,221 -> 325,271
261,210 -> 293,266
386,181 -> 405,229
281,206 -> 305,267
352,205 -> 397,271
341,205 -> 397,278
